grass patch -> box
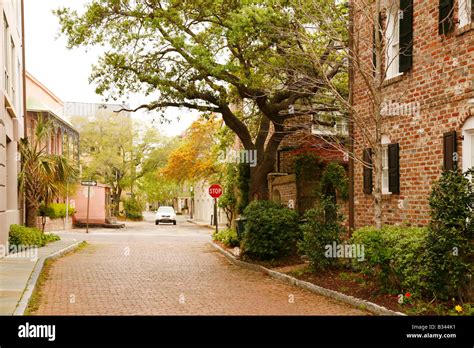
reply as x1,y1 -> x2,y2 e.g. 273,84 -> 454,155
25,241 -> 88,315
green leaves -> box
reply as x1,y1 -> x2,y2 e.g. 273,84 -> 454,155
350,225 -> 429,293
19,116 -> 78,227
298,206 -> 345,270
423,170 -> 473,301
9,225 -> 61,250
240,200 -> 300,260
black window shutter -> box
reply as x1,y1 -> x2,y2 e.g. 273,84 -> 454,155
472,0 -> 474,22
439,0 -> 455,35
443,131 -> 457,170
372,26 -> 376,72
388,143 -> 400,194
363,148 -> 373,194
399,0 -> 413,73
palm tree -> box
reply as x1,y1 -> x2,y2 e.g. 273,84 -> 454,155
19,115 -> 78,228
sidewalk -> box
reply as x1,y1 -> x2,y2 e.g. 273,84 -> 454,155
186,218 -> 226,231
0,239 -> 80,315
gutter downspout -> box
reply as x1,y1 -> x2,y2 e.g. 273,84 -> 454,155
21,0 -> 27,225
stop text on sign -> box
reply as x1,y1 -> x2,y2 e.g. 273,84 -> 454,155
208,184 -> 223,198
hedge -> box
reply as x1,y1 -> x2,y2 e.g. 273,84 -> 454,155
39,203 -> 75,219
8,224 -> 60,251
240,200 -> 300,260
350,225 -> 429,294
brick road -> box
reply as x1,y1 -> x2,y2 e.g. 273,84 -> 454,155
33,215 -> 367,315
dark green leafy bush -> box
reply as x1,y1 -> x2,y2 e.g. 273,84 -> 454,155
423,169 -> 473,300
350,225 -> 428,293
213,228 -> 239,248
298,197 -> 346,270
8,224 -> 61,251
240,200 -> 300,260
124,198 -> 144,220
298,163 -> 348,270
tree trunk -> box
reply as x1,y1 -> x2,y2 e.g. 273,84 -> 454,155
249,157 -> 276,200
26,202 -> 39,229
112,187 -> 122,216
373,145 -> 383,229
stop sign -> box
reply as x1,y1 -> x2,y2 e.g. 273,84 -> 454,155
208,184 -> 223,198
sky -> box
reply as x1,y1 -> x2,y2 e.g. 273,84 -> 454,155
24,0 -> 198,137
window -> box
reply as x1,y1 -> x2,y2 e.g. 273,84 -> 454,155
311,113 -> 348,136
385,4 -> 401,79
382,146 -> 390,193
364,141 -> 400,195
462,117 -> 474,176
385,0 -> 413,79
459,0 -> 473,27
10,37 -> 15,101
439,0 -> 455,34
17,60 -> 21,111
3,13 -> 9,92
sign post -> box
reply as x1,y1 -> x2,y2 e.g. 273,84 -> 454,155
208,184 -> 223,234
81,180 -> 97,233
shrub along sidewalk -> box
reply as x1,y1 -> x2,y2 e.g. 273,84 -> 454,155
217,168 -> 473,316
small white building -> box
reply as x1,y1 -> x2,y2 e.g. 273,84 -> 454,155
192,180 -> 228,226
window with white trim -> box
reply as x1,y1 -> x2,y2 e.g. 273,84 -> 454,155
385,4 -> 401,79
10,37 -> 15,102
462,117 -> 474,180
381,135 -> 391,194
382,146 -> 390,193
3,13 -> 9,93
311,113 -> 348,137
459,0 -> 472,27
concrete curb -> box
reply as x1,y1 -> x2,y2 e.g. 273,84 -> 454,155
13,241 -> 84,316
187,219 -> 223,230
209,241 -> 406,316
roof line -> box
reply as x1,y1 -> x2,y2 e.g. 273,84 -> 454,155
26,71 -> 64,106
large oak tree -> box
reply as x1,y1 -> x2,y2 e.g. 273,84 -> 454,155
56,0 -> 345,199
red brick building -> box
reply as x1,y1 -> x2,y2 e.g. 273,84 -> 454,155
352,0 -> 474,227
268,114 -> 348,214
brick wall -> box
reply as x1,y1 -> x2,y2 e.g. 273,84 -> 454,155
35,217 -> 73,232
268,174 -> 297,208
352,1 -> 474,227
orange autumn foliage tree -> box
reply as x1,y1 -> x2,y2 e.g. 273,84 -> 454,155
161,117 -> 222,183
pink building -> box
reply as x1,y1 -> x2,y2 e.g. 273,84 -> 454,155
71,183 -> 112,226
25,72 -> 79,164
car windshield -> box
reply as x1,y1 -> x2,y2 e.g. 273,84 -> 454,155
158,207 -> 174,214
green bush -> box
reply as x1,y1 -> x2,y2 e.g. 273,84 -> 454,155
240,200 -> 300,260
8,224 -> 61,251
298,163 -> 348,270
124,198 -> 144,220
213,228 -> 239,248
423,169 -> 473,300
43,233 -> 61,243
298,197 -> 346,270
39,203 -> 75,219
350,225 -> 429,294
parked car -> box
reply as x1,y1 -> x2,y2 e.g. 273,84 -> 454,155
155,206 -> 177,225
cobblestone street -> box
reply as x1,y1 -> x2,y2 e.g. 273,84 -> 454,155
33,214 -> 367,315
